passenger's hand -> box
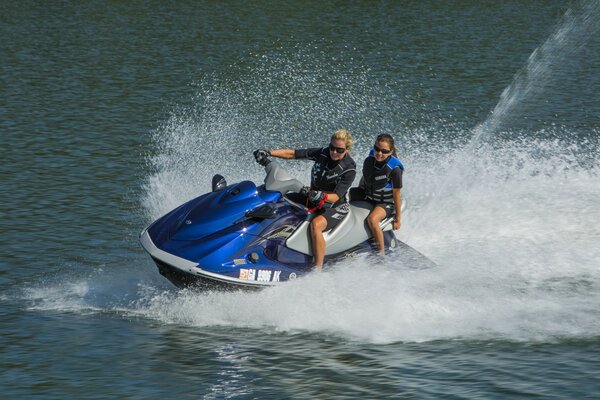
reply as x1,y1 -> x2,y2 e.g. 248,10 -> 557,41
253,149 -> 271,166
307,190 -> 326,208
393,219 -> 401,230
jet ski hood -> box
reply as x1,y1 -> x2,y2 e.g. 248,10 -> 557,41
172,180 -> 263,241
148,180 -> 277,245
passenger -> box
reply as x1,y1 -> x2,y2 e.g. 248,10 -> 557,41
253,129 -> 357,269
354,133 -> 403,255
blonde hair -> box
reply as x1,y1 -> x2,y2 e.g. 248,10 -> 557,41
331,129 -> 353,152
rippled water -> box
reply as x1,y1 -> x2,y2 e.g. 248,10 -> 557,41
2,1 -> 599,398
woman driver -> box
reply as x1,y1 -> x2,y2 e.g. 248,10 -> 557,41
253,129 -> 356,269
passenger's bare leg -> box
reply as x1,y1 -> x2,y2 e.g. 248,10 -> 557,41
367,206 -> 387,255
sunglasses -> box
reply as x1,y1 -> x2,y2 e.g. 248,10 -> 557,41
373,145 -> 392,154
329,143 -> 347,154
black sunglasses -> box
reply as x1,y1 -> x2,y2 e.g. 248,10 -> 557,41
329,143 -> 346,154
373,144 -> 392,154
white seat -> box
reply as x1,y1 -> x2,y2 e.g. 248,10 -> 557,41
285,199 -> 404,256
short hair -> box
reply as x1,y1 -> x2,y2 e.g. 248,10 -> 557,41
331,129 -> 353,152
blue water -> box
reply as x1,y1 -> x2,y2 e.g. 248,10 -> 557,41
2,1 -> 599,398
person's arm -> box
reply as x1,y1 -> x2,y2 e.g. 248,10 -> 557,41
358,176 -> 366,189
330,169 -> 357,203
295,148 -> 323,161
392,188 -> 401,230
390,167 -> 403,230
308,189 -> 341,205
309,191 -> 342,205
269,149 -> 295,159
325,193 -> 340,204
307,168 -> 356,205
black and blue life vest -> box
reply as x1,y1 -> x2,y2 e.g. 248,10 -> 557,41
362,150 -> 404,204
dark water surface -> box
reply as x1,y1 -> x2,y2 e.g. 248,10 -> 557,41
2,1 -> 599,398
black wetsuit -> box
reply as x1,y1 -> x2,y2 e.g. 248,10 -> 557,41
291,147 -> 357,229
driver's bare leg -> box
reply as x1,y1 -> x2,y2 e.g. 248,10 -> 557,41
310,215 -> 327,269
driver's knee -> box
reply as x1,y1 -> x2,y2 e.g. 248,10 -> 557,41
310,216 -> 327,234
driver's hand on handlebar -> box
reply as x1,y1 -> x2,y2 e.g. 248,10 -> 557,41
253,149 -> 271,166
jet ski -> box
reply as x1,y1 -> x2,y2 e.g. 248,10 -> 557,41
139,161 -> 428,289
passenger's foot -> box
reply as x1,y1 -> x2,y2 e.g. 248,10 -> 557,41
367,251 -> 386,263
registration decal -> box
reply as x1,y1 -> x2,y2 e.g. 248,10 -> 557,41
239,268 -> 282,282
